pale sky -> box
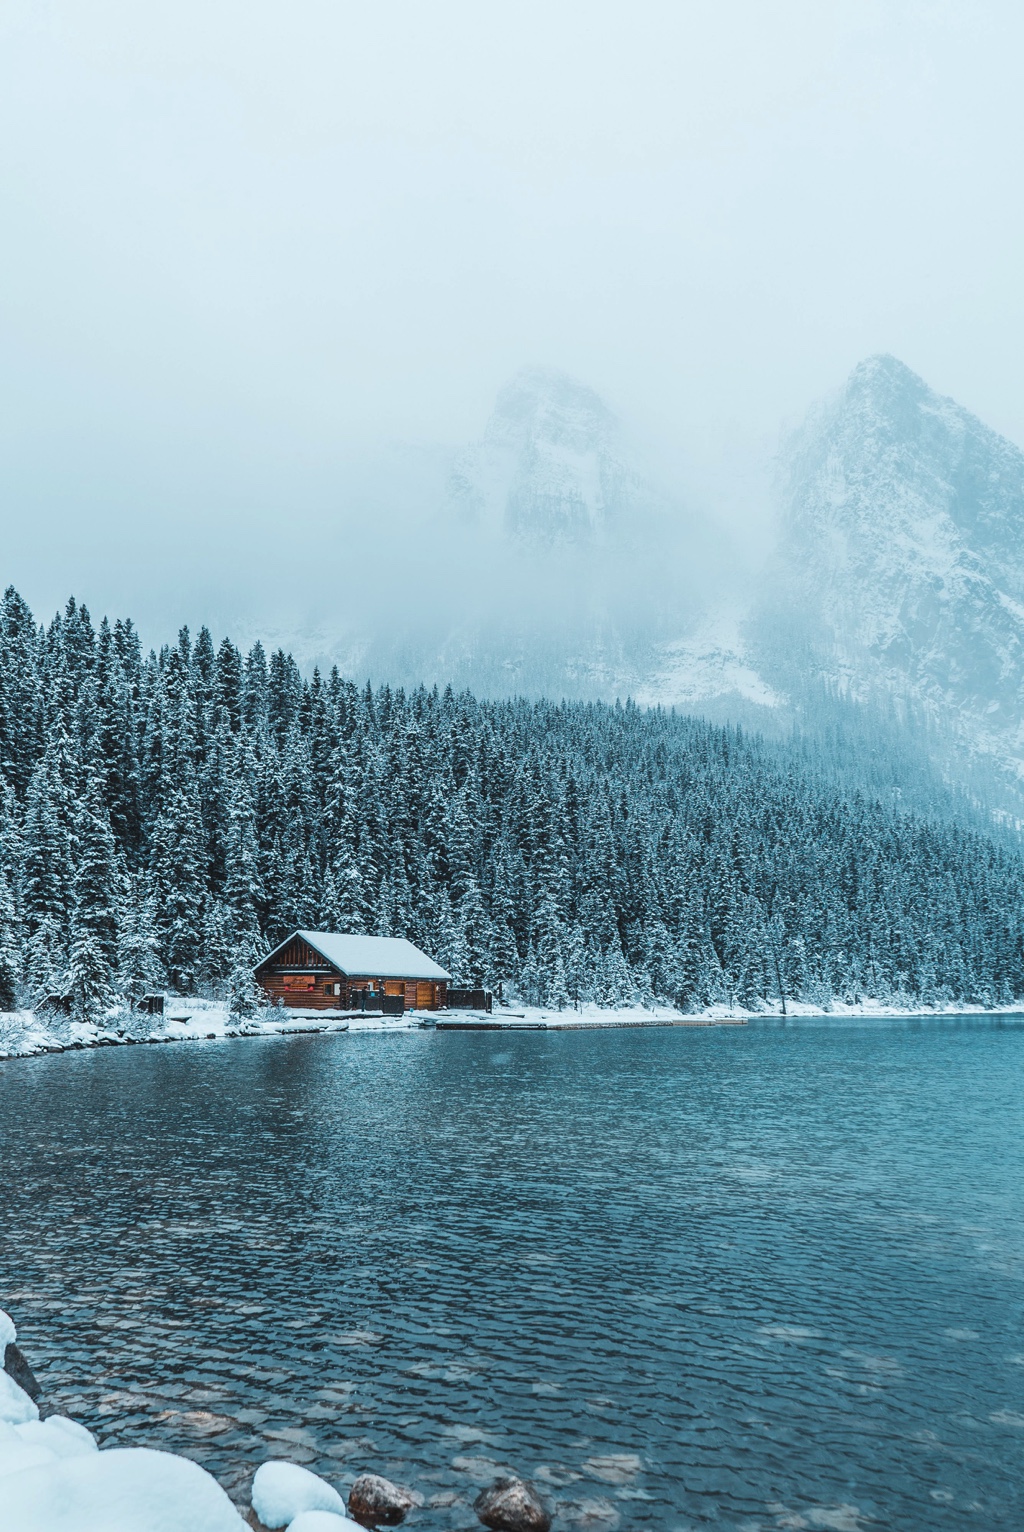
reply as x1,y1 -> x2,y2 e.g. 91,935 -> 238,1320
2,0 -> 1023,636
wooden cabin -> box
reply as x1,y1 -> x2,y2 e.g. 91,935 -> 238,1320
254,930 -> 451,1012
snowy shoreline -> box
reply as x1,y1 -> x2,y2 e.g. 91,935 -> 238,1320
2,996 -> 1021,1064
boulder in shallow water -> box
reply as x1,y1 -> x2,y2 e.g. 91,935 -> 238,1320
5,1341 -> 41,1400
347,1473 -> 418,1526
252,1461 -> 347,1528
474,1477 -> 552,1532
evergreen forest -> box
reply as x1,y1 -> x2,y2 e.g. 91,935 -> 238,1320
1,586 -> 1023,1019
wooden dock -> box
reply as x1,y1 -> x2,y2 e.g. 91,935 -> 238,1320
431,1013 -> 748,1031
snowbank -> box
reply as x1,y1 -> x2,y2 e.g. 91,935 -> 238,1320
2,1446 -> 247,1532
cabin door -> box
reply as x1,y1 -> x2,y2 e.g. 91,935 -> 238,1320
416,982 -> 434,1010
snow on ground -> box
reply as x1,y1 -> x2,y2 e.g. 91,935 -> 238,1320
3,1446 -> 248,1532
2,994 -> 1022,1063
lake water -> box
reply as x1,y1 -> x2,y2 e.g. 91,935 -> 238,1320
2,1019 -> 1024,1530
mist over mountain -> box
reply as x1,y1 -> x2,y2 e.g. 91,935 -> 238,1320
304,365 -> 725,701
160,352 -> 1024,830
446,366 -> 673,551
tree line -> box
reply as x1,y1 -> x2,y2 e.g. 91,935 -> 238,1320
1,586 -> 1023,1019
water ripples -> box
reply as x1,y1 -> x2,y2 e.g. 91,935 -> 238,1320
1,1019 -> 1024,1529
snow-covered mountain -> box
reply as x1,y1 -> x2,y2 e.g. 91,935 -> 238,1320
296,352 -> 1024,820
445,366 -> 672,550
631,353 -> 1024,819
762,356 -> 1024,783
329,366 -> 718,699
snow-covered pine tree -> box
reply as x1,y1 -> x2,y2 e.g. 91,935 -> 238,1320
0,870 -> 21,1010
0,586 -> 42,799
226,942 -> 266,1019
535,890 -> 569,1008
457,878 -> 491,987
72,780 -> 121,971
200,900 -> 234,985
328,858 -> 366,935
223,771 -> 263,955
66,780 -> 122,1023
66,931 -> 113,1024
2,585 -> 1024,1017
22,730 -> 76,944
117,874 -> 164,1000
150,786 -> 206,993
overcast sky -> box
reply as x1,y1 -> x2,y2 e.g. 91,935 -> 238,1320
2,0 -> 1023,636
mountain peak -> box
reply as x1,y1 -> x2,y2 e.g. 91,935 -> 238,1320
839,354 -> 935,420
772,349 -> 1024,775
447,366 -> 652,548
849,352 -> 924,388
484,366 -> 617,455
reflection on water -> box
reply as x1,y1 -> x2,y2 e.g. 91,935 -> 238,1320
2,1020 -> 1024,1529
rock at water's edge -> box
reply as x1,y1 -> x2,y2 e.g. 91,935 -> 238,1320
474,1477 -> 552,1532
348,1472 -> 417,1526
5,1341 -> 41,1401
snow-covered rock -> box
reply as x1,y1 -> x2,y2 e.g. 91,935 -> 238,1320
0,1420 -> 55,1480
0,1367 -> 39,1426
252,1461 -> 347,1527
15,1416 -> 97,1460
5,1345 -> 40,1400
287,1513 -> 367,1532
0,1416 -> 96,1482
1,1445 -> 246,1531
0,1307 -> 17,1351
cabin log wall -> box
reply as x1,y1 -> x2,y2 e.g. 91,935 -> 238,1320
255,960 -> 447,1011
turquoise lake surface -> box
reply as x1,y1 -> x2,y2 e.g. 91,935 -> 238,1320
2,1018 -> 1023,1529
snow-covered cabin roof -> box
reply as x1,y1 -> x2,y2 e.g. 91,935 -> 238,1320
264,930 -> 451,981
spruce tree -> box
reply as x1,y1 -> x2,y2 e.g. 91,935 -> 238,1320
151,786 -> 206,992
117,874 -> 164,1000
0,870 -> 21,1010
67,781 -> 121,1022
66,930 -> 114,1024
72,781 -> 121,972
